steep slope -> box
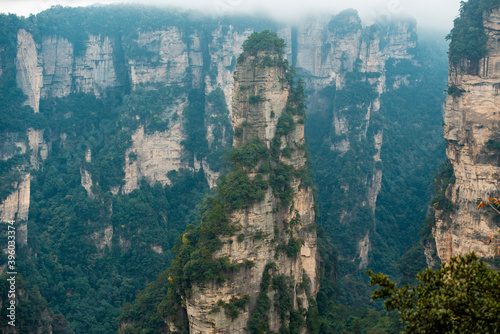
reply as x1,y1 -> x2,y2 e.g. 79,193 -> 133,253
433,0 -> 500,262
161,31 -> 318,334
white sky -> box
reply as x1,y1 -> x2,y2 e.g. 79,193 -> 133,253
0,0 -> 461,31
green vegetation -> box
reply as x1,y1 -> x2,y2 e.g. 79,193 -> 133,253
121,37 -> 313,332
248,263 -> 275,334
307,33 -> 447,333
242,30 -> 286,55
447,84 -> 466,97
205,88 -> 234,170
0,14 -> 39,135
249,94 -> 262,104
328,9 -> 362,35
368,253 -> 500,333
486,138 -> 500,152
446,0 -> 500,70
278,237 -> 303,258
0,154 -> 26,201
430,161 -> 456,212
120,86 -> 181,133
0,275 -> 72,333
4,82 -> 212,332
214,295 -> 251,320
0,5 -> 453,333
230,137 -> 269,168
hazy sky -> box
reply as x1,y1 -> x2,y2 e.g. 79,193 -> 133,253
0,0 -> 461,31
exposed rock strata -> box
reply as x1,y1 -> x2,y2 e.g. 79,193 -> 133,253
183,48 -> 319,333
434,5 -> 500,261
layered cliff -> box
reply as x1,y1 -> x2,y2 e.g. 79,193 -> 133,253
157,31 -> 319,334
433,3 -> 500,261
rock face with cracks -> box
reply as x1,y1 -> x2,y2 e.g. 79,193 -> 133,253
167,34 -> 319,334
434,5 -> 500,262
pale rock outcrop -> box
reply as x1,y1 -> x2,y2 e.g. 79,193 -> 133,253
73,35 -> 118,96
232,52 -> 290,147
128,27 -> 189,87
184,49 -> 319,334
16,29 -> 43,113
28,128 -> 48,169
91,225 -> 113,252
40,35 -> 74,99
123,118 -> 186,194
201,160 -> 219,189
80,168 -> 94,197
0,173 -> 29,246
0,173 -> 30,223
206,26 -> 251,116
0,134 -> 26,161
434,5 -> 500,261
357,232 -> 371,269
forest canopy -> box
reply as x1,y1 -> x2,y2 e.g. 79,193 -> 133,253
242,30 -> 286,55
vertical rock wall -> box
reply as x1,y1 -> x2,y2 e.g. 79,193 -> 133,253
434,6 -> 500,261
182,48 -> 319,333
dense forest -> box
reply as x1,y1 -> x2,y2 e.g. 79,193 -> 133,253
0,4 -> 453,334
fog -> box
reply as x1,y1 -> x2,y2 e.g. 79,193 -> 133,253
1,0 -> 460,31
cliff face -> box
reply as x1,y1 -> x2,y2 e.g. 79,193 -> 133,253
2,9 -> 421,282
170,41 -> 319,333
434,5 -> 500,261
292,12 -> 419,268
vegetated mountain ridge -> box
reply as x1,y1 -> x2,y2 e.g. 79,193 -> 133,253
2,6 -> 418,268
433,1 -> 500,262
0,5 -> 446,333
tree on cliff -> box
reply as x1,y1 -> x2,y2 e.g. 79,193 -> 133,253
366,253 -> 500,333
446,0 -> 500,72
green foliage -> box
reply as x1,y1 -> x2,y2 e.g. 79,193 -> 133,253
486,139 -> 500,152
120,86 -> 181,133
430,160 -> 456,212
234,127 -> 243,139
219,169 -> 268,211
385,58 -> 418,89
249,95 -> 262,104
307,32 -> 447,333
335,72 -> 378,111
446,0 -> 500,68
0,154 -> 26,202
270,163 -> 295,208
395,243 -> 429,284
23,134 -> 209,334
216,295 -> 251,320
0,275 -> 73,333
248,263 -> 275,334
205,88 -> 234,171
447,84 -> 466,97
368,252 -> 500,333
230,137 -> 269,169
285,237 -> 303,257
328,9 -> 362,35
39,93 -> 130,192
182,88 -> 210,163
0,14 -> 37,134
242,30 -> 286,55
276,111 -> 296,137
